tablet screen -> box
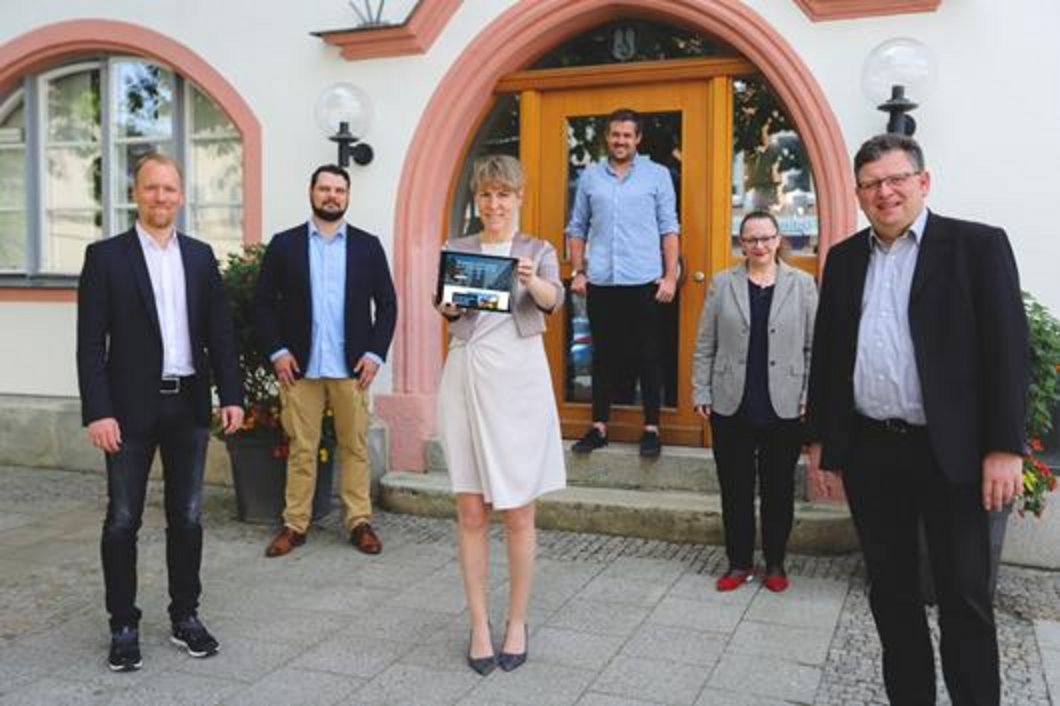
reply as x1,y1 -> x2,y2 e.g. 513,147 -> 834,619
436,249 -> 518,313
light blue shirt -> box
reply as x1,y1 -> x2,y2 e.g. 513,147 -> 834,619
305,221 -> 350,378
269,221 -> 382,377
565,154 -> 680,285
853,208 -> 928,424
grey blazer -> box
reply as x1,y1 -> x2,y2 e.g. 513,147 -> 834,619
443,233 -> 564,340
692,260 -> 817,419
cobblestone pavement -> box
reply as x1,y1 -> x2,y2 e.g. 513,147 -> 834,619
1,466 -> 1057,705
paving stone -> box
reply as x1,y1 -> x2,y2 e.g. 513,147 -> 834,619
591,654 -> 709,705
466,660 -> 596,705
694,688 -> 801,705
621,623 -> 726,667
167,634 -> 297,684
727,619 -> 834,666
743,577 -> 848,631
1035,619 -> 1060,650
224,666 -> 362,706
0,677 -> 114,706
546,598 -> 651,637
105,670 -> 244,706
291,634 -> 408,678
347,662 -> 480,705
577,574 -> 671,608
647,595 -> 746,634
528,626 -> 626,670
576,692 -> 668,706
708,651 -> 821,703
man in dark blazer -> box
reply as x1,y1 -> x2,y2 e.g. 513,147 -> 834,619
807,134 -> 1029,706
77,154 -> 244,672
255,164 -> 397,558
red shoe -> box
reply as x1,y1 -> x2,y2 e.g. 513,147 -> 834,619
715,568 -> 754,592
763,569 -> 789,593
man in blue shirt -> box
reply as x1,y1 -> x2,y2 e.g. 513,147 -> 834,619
255,165 -> 397,557
567,108 -> 680,457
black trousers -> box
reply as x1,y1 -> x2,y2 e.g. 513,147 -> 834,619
842,415 -> 999,706
101,385 -> 209,631
586,283 -> 663,425
709,413 -> 803,569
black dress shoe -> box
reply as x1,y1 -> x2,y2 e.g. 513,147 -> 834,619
639,430 -> 662,458
498,623 -> 528,672
467,631 -> 497,676
108,625 -> 142,672
572,427 -> 607,454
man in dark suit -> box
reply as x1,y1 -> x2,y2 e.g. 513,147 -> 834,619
807,134 -> 1029,705
77,154 -> 244,672
255,164 -> 397,558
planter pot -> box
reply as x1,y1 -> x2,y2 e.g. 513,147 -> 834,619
918,503 -> 1011,605
225,435 -> 336,524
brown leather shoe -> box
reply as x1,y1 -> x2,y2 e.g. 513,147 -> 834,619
350,523 -> 382,555
265,527 -> 306,557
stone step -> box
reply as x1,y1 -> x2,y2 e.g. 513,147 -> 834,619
380,470 -> 857,554
424,438 -> 808,495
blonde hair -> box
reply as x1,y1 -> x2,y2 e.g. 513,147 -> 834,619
470,154 -> 524,193
134,152 -> 184,186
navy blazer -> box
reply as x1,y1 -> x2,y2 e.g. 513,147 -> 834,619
253,222 -> 397,374
806,212 -> 1030,483
76,229 -> 243,435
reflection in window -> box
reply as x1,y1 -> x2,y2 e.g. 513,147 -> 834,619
450,95 -> 519,239
732,77 -> 817,255
0,57 -> 244,276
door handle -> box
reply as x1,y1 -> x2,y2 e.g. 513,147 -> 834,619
693,271 -> 706,282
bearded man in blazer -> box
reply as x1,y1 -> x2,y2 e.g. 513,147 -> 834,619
77,154 -> 244,671
807,134 -> 1029,706
255,164 -> 397,558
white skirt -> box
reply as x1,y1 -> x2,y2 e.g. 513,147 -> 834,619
437,313 -> 566,509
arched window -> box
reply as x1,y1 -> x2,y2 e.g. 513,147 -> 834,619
0,56 -> 243,276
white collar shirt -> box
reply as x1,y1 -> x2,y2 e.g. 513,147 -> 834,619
136,223 -> 195,376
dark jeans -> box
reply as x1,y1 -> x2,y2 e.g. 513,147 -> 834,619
101,387 -> 209,631
843,415 -> 998,706
586,282 -> 663,425
709,413 -> 802,570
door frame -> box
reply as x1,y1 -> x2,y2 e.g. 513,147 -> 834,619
498,57 -> 803,446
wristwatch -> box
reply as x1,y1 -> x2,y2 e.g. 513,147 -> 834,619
571,269 -> 585,278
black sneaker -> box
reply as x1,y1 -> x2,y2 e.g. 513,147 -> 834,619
108,625 -> 142,672
571,427 -> 608,454
170,615 -> 220,658
639,430 -> 662,458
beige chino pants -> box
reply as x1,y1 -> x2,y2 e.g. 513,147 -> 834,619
279,378 -> 371,533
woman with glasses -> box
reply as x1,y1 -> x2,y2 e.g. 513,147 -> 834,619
692,211 -> 817,592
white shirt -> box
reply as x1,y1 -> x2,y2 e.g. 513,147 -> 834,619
853,208 -> 928,424
136,223 -> 195,376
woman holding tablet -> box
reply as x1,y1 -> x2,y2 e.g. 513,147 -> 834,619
435,154 -> 566,675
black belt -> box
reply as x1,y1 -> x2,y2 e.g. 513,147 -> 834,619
160,375 -> 195,395
854,413 -> 927,436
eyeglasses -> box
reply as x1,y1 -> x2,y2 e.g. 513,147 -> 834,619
739,234 -> 779,247
856,171 -> 921,193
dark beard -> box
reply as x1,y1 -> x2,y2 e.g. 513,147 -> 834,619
312,204 -> 346,222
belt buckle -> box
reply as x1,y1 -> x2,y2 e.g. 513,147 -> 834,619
160,376 -> 180,395
883,418 -> 908,434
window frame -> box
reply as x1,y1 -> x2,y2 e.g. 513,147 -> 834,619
0,55 -> 243,284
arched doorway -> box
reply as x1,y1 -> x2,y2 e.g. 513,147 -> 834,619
375,0 -> 855,471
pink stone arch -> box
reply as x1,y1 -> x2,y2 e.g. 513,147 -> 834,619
0,19 -> 262,246
376,0 -> 857,471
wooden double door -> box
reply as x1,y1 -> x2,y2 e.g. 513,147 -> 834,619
497,58 -> 752,447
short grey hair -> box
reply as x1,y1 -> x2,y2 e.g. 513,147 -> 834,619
470,154 -> 524,193
853,133 -> 925,176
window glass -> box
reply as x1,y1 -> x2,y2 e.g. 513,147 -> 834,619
1,58 -> 245,276
0,98 -> 25,270
732,77 -> 817,254
532,19 -> 734,69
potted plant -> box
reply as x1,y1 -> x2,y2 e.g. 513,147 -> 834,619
215,244 -> 336,524
1019,292 -> 1060,517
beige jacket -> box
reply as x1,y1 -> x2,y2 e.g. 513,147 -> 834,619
443,233 -> 564,340
692,260 -> 817,419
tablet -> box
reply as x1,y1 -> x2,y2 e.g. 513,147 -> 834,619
437,249 -> 517,313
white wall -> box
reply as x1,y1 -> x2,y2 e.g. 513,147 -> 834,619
1,0 -> 1057,399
